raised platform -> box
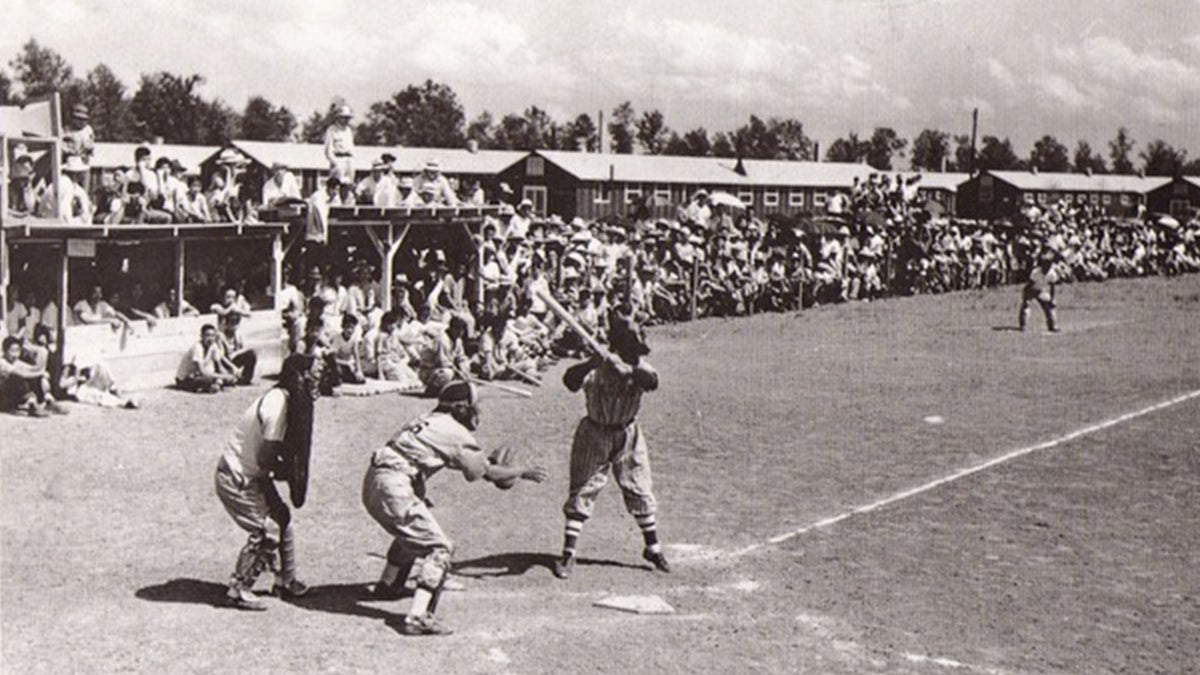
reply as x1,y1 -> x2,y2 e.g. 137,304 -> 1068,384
63,310 -> 285,391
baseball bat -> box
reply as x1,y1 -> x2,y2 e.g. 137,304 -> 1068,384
534,288 -> 612,359
449,361 -> 533,399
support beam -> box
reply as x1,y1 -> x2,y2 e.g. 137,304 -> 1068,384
380,225 -> 410,312
461,222 -> 483,309
174,239 -> 186,316
0,220 -> 8,329
56,243 -> 68,373
271,232 -> 284,310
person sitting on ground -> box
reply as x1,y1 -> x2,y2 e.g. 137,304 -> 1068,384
59,359 -> 139,409
329,313 -> 366,387
416,312 -> 470,396
74,285 -> 134,330
177,324 -> 238,392
218,314 -> 258,385
1,336 -> 67,417
371,311 -> 422,388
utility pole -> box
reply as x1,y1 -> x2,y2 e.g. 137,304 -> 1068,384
970,108 -> 979,174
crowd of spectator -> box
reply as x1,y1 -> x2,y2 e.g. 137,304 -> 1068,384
3,103 -> 1199,412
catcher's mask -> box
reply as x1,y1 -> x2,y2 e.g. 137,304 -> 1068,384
438,381 -> 479,430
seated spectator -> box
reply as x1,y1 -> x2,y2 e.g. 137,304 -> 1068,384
154,287 -> 201,318
180,176 -> 212,222
1,336 -> 66,416
415,311 -> 470,395
411,160 -> 458,206
59,360 -> 139,409
329,313 -> 366,387
218,314 -> 257,385
142,157 -> 177,224
262,162 -> 302,208
7,145 -> 38,216
74,285 -> 134,330
123,282 -> 160,328
372,311 -> 421,388
210,286 -> 252,323
46,155 -> 94,224
176,324 -> 237,392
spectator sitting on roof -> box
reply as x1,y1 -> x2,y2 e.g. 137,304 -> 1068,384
7,145 -> 37,216
180,176 -> 212,222
356,158 -> 389,205
412,160 -> 458,206
139,157 -> 177,224
324,102 -> 355,183
43,155 -> 94,225
262,162 -> 302,208
126,145 -> 157,199
208,149 -> 249,222
463,179 -> 486,206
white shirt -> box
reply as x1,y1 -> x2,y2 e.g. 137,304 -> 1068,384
222,388 -> 288,480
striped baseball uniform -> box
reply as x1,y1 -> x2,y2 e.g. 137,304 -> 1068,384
563,359 -> 659,519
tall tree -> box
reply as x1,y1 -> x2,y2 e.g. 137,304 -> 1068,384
635,109 -> 670,154
911,129 -> 950,171
769,118 -> 814,160
300,103 -> 341,144
81,64 -> 137,141
711,132 -> 735,158
240,95 -> 297,141
466,111 -> 497,148
608,101 -> 635,154
1139,139 -> 1186,176
1183,157 -> 1200,176
8,39 -> 75,102
0,69 -> 11,104
563,113 -> 598,151
1108,127 -> 1136,175
1028,135 -> 1070,172
1072,141 -> 1107,174
825,132 -> 869,163
866,127 -> 906,170
356,80 -> 466,147
732,115 -> 779,159
951,134 -> 973,172
679,127 -> 712,156
977,135 -> 1023,170
197,98 -> 240,145
490,107 -> 558,149
131,72 -> 222,144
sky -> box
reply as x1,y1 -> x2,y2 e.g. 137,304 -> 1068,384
4,0 -> 1200,157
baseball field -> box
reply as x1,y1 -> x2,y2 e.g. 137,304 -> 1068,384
2,275 -> 1198,674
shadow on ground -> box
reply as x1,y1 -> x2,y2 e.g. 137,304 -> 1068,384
135,578 -> 231,609
452,551 -> 649,578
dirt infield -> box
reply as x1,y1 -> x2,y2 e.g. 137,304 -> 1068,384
3,276 -> 1198,674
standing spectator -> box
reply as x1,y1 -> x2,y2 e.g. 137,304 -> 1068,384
61,104 -> 95,191
323,103 -> 356,184
46,155 -> 93,224
7,145 -> 38,215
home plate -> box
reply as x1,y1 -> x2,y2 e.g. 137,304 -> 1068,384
593,595 -> 676,614
923,415 -> 945,425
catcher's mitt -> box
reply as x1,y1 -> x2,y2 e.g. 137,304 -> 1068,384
488,446 -> 519,490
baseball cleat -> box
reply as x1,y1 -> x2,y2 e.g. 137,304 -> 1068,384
399,614 -> 453,636
226,586 -> 267,611
272,578 -> 311,599
552,553 -> 575,579
643,549 -> 671,573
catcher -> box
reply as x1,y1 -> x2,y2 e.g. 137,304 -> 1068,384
552,312 -> 670,579
215,353 -> 323,610
362,381 -> 547,636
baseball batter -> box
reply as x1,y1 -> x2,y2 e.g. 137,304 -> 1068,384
552,314 -> 670,579
1019,249 -> 1061,333
215,353 -> 322,610
362,382 -> 547,636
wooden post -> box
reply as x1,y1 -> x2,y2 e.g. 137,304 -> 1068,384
271,231 -> 284,310
0,216 -> 8,329
381,224 -> 394,312
55,243 -> 68,373
690,255 -> 699,321
174,239 -> 186,315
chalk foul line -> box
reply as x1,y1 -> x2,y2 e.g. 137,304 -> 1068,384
731,388 -> 1200,558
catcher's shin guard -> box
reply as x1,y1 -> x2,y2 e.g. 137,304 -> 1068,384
278,525 -> 298,584
231,534 -> 278,589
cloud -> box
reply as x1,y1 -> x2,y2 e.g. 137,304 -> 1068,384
938,96 -> 994,118
987,58 -> 1017,89
1052,35 -> 1200,110
1032,73 -> 1093,108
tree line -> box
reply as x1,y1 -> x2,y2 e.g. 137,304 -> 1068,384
4,39 -> 1198,177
